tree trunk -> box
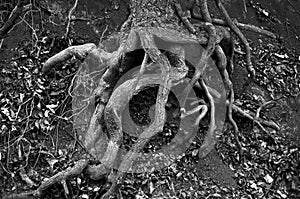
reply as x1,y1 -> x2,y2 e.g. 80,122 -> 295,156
79,1 -> 231,197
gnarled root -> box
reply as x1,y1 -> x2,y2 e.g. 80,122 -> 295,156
42,43 -> 97,74
3,159 -> 89,199
5,1 -> 282,198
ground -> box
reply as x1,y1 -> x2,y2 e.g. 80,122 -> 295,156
0,0 -> 299,198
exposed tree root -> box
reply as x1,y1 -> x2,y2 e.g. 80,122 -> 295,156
230,102 -> 280,131
5,0 -> 282,198
198,79 -> 217,158
191,14 -> 277,39
42,43 -> 97,74
214,0 -> 255,78
3,159 -> 89,199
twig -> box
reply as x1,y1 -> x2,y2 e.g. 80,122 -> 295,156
191,11 -> 276,39
64,0 -> 79,39
98,25 -> 109,46
0,38 -> 4,49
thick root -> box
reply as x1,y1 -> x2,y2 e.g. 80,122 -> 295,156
42,43 -> 97,74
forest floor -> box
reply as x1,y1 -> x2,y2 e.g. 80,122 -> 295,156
0,0 -> 299,198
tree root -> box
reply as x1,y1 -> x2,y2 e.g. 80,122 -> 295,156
42,43 -> 97,74
19,168 -> 38,188
6,0 -> 283,198
3,159 -> 89,199
230,102 -> 280,131
214,0 -> 255,78
191,14 -> 277,39
100,27 -> 185,197
198,79 -> 217,158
